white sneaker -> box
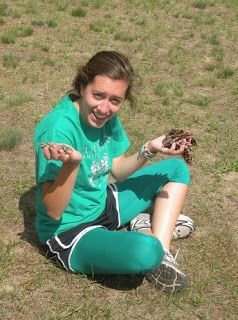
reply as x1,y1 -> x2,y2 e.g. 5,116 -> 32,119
130,213 -> 152,232
130,213 -> 196,240
173,213 -> 196,239
146,250 -> 188,293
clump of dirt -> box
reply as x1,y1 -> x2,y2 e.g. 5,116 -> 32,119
162,129 -> 197,164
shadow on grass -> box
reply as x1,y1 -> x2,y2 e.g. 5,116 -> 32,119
89,274 -> 144,291
18,186 -> 38,247
18,186 -> 143,291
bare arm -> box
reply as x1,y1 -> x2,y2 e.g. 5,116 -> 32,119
42,161 -> 80,220
111,135 -> 187,181
111,153 -> 147,181
40,144 -> 82,220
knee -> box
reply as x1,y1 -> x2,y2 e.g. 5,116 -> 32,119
167,158 -> 190,185
129,234 -> 164,272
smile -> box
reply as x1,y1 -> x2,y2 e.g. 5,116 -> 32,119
92,111 -> 108,120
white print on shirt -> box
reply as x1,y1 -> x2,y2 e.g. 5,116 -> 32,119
82,134 -> 111,188
84,134 -> 109,160
89,153 -> 109,187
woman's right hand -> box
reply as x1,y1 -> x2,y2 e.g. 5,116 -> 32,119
41,143 -> 82,163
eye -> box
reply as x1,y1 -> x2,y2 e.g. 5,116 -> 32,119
111,98 -> 122,105
93,92 -> 103,100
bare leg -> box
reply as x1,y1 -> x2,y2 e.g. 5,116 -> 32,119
138,182 -> 188,251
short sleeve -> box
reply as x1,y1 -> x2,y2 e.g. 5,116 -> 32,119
34,129 -> 73,184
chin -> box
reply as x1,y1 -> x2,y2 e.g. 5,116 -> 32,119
87,119 -> 106,128
88,115 -> 111,128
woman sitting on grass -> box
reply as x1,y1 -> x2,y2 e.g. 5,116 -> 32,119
34,51 -> 195,293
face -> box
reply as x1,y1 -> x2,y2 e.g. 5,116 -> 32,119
79,75 -> 128,128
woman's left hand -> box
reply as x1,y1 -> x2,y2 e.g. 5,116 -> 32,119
148,135 -> 187,155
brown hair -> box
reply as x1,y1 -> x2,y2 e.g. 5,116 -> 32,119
72,51 -> 135,108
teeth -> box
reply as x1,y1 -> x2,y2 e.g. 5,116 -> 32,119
93,112 -> 107,120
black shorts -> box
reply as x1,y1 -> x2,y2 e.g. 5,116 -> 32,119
41,184 -> 120,272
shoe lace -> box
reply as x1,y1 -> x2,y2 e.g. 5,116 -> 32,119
137,219 -> 151,226
174,248 -> 180,260
164,249 -> 180,265
131,219 -> 151,230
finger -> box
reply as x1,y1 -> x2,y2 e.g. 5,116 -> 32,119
43,147 -> 52,159
65,149 -> 72,156
68,150 -> 83,162
173,144 -> 186,155
59,153 -> 70,162
169,142 -> 177,152
58,149 -> 70,162
161,142 -> 176,152
49,145 -> 59,159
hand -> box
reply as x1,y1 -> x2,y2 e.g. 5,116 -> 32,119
148,135 -> 187,155
40,143 -> 82,163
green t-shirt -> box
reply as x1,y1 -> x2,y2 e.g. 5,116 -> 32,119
34,95 -> 130,242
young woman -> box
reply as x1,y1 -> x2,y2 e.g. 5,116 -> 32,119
34,51 -> 195,293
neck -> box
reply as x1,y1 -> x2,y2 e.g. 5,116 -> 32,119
73,100 -> 80,113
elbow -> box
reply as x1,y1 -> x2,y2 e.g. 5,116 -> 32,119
43,199 -> 62,221
115,176 -> 126,182
110,167 -> 128,182
110,172 -> 125,182
47,210 -> 61,221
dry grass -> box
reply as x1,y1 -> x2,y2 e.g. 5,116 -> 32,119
0,0 -> 238,319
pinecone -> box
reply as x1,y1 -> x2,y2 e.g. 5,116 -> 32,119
162,129 -> 197,164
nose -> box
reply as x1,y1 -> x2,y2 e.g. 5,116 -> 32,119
97,100 -> 110,115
